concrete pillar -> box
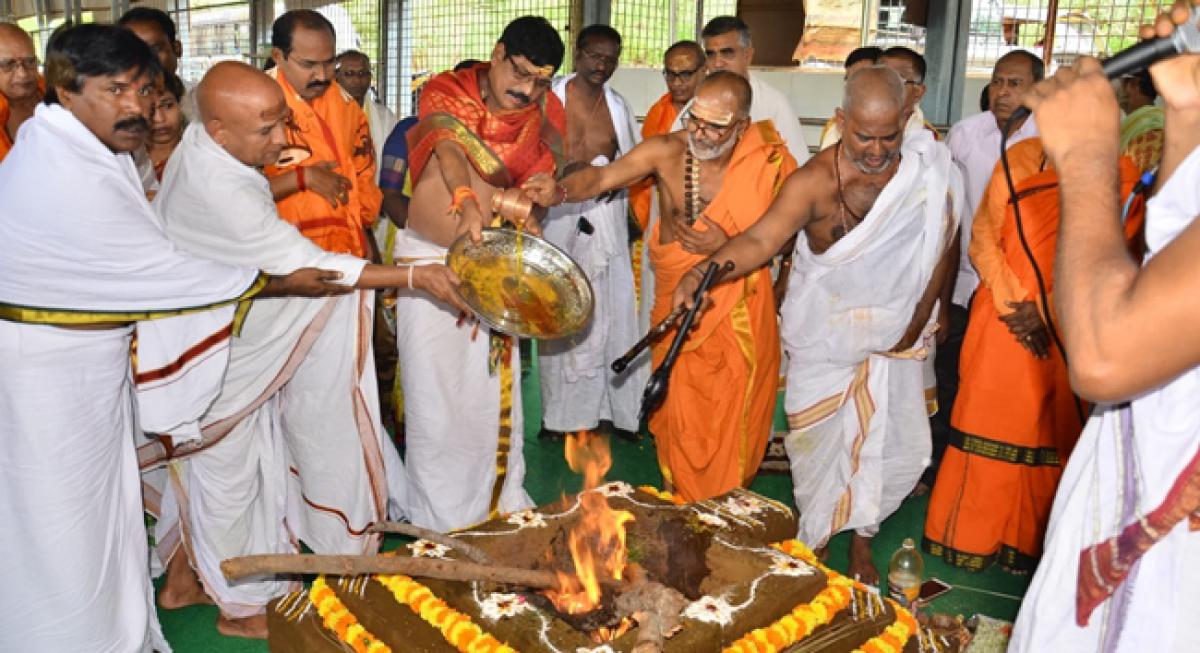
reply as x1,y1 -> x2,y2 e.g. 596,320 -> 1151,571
920,0 -> 971,126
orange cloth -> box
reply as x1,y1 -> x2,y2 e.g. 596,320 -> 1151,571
0,75 -> 44,163
647,121 -> 796,502
407,63 -> 565,188
629,93 -> 678,230
924,139 -> 1145,572
264,69 -> 382,258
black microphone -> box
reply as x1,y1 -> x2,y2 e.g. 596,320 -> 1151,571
1011,9 -> 1200,124
1099,8 -> 1200,78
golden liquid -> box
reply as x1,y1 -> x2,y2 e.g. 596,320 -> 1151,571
458,255 -> 561,337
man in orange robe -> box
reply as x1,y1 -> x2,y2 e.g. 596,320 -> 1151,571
924,137 -> 1145,572
0,24 -> 42,162
629,40 -> 704,230
525,72 -> 795,501
628,41 -> 705,328
254,10 -> 398,563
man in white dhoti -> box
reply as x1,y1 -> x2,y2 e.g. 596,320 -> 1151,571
699,16 -> 810,165
397,16 -> 565,531
146,62 -> 467,639
538,24 -> 645,441
0,25 -> 340,653
673,66 -> 962,584
1010,5 -> 1200,649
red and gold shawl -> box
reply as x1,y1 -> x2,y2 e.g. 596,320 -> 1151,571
407,63 -> 565,188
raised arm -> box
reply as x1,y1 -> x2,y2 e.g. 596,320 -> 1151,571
1025,45 -> 1200,401
521,135 -> 676,206
671,164 -> 821,308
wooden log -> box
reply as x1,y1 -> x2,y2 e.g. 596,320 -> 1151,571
366,521 -> 493,564
221,554 -> 561,589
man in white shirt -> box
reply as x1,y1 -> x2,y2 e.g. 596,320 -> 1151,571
335,49 -> 397,182
928,50 -> 1042,490
699,16 -> 809,165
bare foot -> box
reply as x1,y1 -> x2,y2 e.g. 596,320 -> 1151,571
216,613 -> 269,639
157,551 -> 214,609
848,533 -> 880,587
814,546 -> 830,564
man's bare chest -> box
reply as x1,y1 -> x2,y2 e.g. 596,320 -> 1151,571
565,94 -> 618,164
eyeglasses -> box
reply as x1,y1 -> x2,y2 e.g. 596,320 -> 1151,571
0,57 -> 38,74
506,55 -> 552,90
663,65 -> 702,84
337,68 -> 371,79
682,110 -> 738,141
579,48 -> 618,68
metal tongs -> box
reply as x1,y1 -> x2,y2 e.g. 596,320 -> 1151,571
635,260 -> 734,422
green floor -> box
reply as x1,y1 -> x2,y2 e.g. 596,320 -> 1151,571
158,357 -> 1029,651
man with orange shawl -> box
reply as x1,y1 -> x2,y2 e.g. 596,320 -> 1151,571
0,23 -> 42,162
628,41 -> 705,329
924,138 -> 1145,573
396,16 -> 566,531
526,71 -> 795,501
254,10 -> 401,559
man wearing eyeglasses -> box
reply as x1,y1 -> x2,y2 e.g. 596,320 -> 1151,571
252,8 -> 398,586
397,16 -> 566,532
336,49 -> 397,187
537,24 -> 645,444
629,40 -> 705,333
819,47 -> 939,151
0,23 -> 43,162
699,16 -> 809,165
524,71 -> 797,503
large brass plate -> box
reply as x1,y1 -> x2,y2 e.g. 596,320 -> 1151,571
446,228 -> 594,339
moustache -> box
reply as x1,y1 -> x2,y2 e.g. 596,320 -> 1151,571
506,90 -> 531,105
307,80 -> 331,91
114,116 -> 150,133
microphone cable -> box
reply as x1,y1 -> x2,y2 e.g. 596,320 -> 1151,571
998,112 -> 1087,426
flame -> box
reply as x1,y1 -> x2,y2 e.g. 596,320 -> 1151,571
545,432 -> 635,622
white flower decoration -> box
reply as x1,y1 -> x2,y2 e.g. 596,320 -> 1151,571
769,555 -> 816,577
576,647 -> 615,653
594,481 -> 634,498
694,512 -> 729,529
506,509 -> 546,529
684,595 -> 734,625
407,539 -> 451,558
479,592 -> 530,620
722,494 -> 766,517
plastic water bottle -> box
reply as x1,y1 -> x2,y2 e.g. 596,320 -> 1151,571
887,538 -> 923,608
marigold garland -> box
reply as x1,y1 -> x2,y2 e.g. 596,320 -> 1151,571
375,571 -> 517,653
306,512 -> 913,653
721,541 -> 854,653
308,576 -> 391,653
850,601 -> 918,653
637,485 -> 686,505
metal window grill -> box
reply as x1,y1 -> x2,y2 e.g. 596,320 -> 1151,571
284,0 -> 381,67
966,0 -> 1164,75
170,0 -> 253,85
872,0 -> 924,52
608,0 -> 737,67
396,0 -> 572,116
